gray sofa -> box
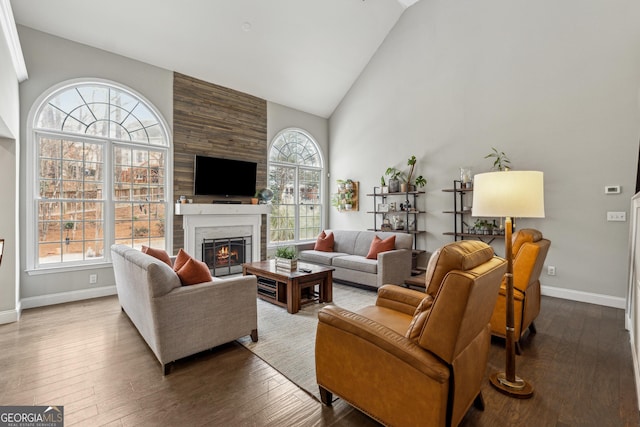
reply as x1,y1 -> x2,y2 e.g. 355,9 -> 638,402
111,244 -> 258,374
298,230 -> 413,288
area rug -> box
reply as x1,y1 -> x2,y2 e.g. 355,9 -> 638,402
237,283 -> 377,401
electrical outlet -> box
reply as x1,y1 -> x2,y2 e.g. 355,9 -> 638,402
547,266 -> 556,276
89,274 -> 97,284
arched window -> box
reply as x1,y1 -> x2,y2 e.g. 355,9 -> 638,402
27,80 -> 171,269
268,129 -> 323,244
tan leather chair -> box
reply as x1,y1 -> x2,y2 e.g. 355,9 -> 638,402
315,240 -> 507,427
490,228 -> 550,353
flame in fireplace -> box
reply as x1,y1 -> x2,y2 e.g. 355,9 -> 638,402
216,245 -> 239,266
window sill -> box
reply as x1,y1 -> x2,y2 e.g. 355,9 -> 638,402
25,261 -> 113,276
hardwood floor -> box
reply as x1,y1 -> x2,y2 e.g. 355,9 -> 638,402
0,294 -> 638,426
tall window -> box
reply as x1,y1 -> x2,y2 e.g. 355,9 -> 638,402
29,80 -> 170,269
268,129 -> 323,244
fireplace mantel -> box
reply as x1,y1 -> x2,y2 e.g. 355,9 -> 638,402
175,203 -> 271,268
175,203 -> 271,216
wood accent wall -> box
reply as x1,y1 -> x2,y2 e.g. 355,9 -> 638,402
172,72 -> 268,257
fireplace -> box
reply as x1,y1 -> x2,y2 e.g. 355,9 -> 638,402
202,236 -> 252,276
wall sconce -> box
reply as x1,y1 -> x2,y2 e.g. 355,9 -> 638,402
0,239 -> 4,266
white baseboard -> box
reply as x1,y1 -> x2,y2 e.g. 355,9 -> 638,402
541,285 -> 626,309
21,285 -> 117,310
0,303 -> 20,325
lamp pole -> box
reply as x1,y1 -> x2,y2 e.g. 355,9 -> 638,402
490,216 -> 533,398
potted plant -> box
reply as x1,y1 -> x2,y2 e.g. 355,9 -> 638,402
343,191 -> 353,210
251,190 -> 260,205
379,176 -> 388,193
385,167 -> 405,193
275,246 -> 298,271
485,147 -> 511,171
345,179 -> 354,191
402,155 -> 417,192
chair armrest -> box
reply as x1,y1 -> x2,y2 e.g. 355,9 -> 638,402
317,305 -> 449,382
377,248 -> 412,287
375,284 -> 427,316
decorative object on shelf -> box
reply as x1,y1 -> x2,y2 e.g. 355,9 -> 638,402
485,147 -> 512,171
473,170 -> 545,399
380,176 -> 388,193
333,179 -> 359,212
367,186 -> 425,250
275,246 -> 298,271
460,167 -> 473,188
257,188 -> 274,204
385,167 -> 404,193
397,155 -> 427,193
377,203 -> 389,213
393,215 -> 405,230
251,190 -> 260,204
442,180 -> 505,242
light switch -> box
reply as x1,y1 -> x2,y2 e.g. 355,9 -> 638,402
607,211 -> 626,221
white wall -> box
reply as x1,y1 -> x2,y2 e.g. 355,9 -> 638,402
0,15 -> 20,323
329,0 -> 640,305
17,26 -> 174,304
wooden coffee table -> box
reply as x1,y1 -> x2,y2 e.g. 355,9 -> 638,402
242,260 -> 334,314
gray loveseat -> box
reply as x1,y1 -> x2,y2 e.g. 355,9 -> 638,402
111,244 -> 258,374
298,230 -> 413,288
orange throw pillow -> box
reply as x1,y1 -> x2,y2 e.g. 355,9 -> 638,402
141,245 -> 172,267
366,235 -> 396,260
175,257 -> 212,286
173,248 -> 191,272
314,231 -> 334,252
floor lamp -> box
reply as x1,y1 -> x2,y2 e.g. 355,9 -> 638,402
472,170 -> 545,398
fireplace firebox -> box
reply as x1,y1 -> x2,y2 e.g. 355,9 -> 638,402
202,236 -> 252,276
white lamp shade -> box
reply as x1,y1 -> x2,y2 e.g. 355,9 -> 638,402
472,171 -> 545,218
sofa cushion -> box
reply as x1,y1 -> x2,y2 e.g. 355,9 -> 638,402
366,235 -> 396,260
330,229 -> 360,255
173,248 -> 191,271
142,245 -> 172,267
299,250 -> 348,266
333,255 -> 378,274
314,230 -> 334,252
176,257 -> 212,286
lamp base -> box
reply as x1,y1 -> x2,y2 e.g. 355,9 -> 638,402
490,372 -> 534,399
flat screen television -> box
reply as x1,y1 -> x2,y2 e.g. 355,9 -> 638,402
193,155 -> 257,197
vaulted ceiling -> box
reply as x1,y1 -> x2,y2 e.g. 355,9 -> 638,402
10,0 -> 420,118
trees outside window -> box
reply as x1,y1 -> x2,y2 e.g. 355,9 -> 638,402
29,81 -> 170,269
268,129 -> 323,244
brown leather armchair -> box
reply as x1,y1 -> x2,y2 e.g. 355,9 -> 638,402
315,241 -> 507,427
490,228 -> 550,353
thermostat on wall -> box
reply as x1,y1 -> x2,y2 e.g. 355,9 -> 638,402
605,185 -> 621,194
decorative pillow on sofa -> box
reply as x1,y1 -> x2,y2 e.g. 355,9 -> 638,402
173,248 -> 191,272
366,235 -> 396,260
314,230 -> 334,252
175,256 -> 212,286
141,245 -> 172,267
